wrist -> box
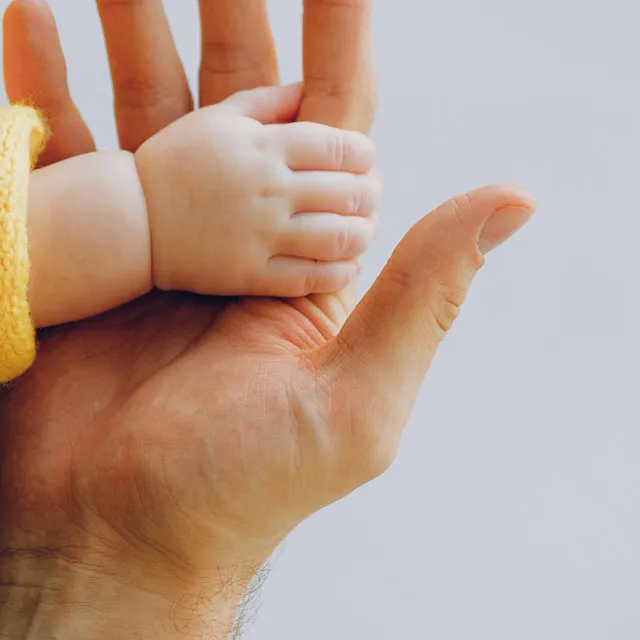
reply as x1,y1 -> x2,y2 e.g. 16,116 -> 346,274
0,545 -> 250,640
134,116 -> 210,293
27,151 -> 154,327
134,131 -> 182,292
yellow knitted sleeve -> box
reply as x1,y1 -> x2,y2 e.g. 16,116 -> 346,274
0,105 -> 48,384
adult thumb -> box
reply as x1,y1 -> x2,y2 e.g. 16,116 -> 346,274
316,184 -> 536,445
221,83 -> 304,124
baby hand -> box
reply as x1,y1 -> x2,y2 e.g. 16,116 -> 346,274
135,84 -> 381,297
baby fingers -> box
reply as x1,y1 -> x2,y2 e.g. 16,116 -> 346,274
291,168 -> 382,216
277,212 -> 378,262
264,257 -> 361,297
275,121 -> 376,173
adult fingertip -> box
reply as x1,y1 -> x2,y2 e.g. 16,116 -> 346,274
3,0 -> 66,104
5,0 -> 44,19
4,0 -> 54,45
478,185 -> 537,255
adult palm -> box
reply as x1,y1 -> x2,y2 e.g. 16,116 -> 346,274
0,0 -> 535,633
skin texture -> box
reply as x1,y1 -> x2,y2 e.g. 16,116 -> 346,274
0,1 -> 536,638
27,85 -> 380,328
135,85 -> 381,296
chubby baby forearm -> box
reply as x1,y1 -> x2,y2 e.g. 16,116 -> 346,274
27,150 -> 152,328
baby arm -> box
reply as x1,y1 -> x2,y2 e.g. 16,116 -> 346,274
27,84 -> 380,327
27,151 -> 152,327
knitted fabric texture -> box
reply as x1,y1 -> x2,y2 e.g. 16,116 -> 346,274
0,105 -> 47,383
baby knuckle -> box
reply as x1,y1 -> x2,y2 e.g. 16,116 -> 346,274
259,183 -> 280,199
302,269 -> 319,296
254,128 -> 271,153
333,225 -> 351,258
346,181 -> 364,215
259,165 -> 290,199
326,132 -> 347,170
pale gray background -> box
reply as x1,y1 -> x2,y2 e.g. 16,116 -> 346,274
2,1 -> 639,638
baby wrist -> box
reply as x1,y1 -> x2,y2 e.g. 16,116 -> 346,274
134,134 -> 185,292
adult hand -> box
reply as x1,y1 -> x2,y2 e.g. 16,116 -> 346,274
0,1 -> 535,639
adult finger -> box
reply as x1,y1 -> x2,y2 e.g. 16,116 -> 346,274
198,0 -> 279,107
3,0 -> 95,166
298,0 -> 377,135
97,0 -> 193,152
314,184 -> 536,477
297,0 -> 377,311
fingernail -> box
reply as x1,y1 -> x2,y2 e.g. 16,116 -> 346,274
479,204 -> 536,255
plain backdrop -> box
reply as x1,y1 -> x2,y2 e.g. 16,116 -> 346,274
2,1 -> 639,638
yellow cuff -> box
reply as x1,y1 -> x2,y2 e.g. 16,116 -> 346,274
0,105 -> 48,383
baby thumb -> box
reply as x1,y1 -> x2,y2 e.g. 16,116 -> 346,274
221,83 -> 304,124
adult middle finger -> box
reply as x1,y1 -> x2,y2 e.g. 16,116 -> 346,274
198,0 -> 279,107
97,0 -> 193,152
